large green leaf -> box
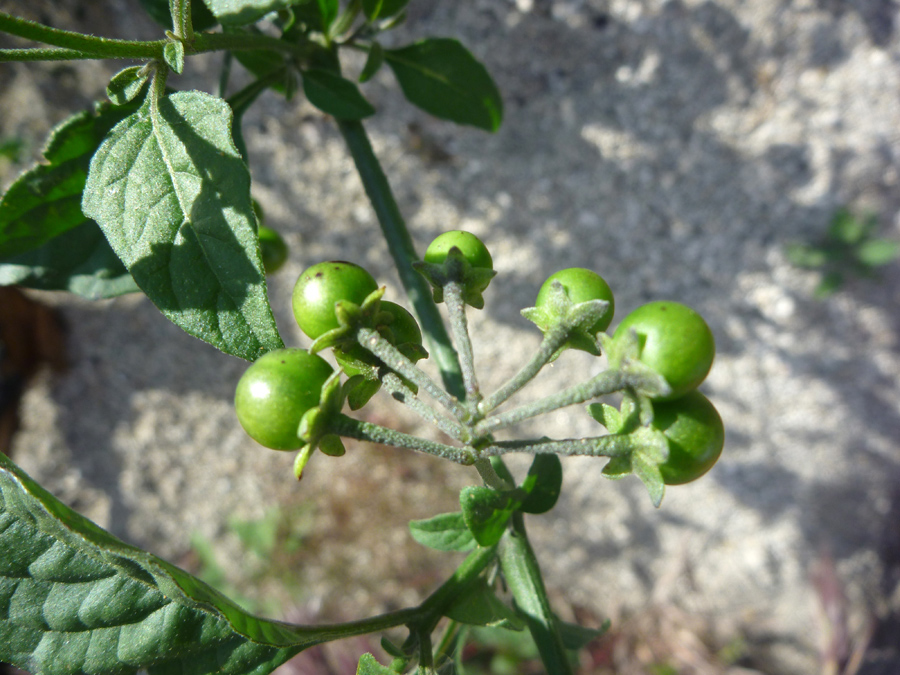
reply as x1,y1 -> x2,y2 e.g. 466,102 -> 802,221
408,512 -> 475,552
0,100 -> 141,260
301,69 -> 376,120
384,38 -> 503,132
0,220 -> 138,300
0,452 -> 358,674
201,0 -> 294,26
82,91 -> 283,361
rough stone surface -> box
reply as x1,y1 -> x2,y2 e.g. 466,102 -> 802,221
2,0 -> 899,672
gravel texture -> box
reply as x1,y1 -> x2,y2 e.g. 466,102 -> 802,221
2,0 -> 899,672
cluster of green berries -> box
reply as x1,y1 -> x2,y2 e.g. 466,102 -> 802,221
234,230 -> 724,486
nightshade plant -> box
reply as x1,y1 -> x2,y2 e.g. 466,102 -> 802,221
0,2 -> 724,673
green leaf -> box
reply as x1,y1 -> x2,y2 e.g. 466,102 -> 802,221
384,38 -> 503,131
0,100 -> 142,260
518,454 -> 562,515
107,66 -> 150,106
301,69 -> 376,120
361,0 -> 409,21
164,40 -> 186,74
632,451 -> 665,508
445,580 -> 523,630
784,243 -> 829,268
0,220 -> 139,300
408,512 -> 476,552
855,238 -> 900,267
828,208 -> 868,244
82,91 -> 284,361
232,47 -> 291,95
137,0 -> 218,31
316,0 -> 339,31
460,487 -> 520,547
359,42 -> 384,83
814,271 -> 844,298
557,619 -> 609,650
0,452 -> 357,674
357,653 -> 396,675
201,0 -> 294,26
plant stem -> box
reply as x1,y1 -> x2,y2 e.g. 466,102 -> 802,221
336,119 -> 465,400
475,368 -> 627,437
474,457 -> 513,490
482,434 -> 635,458
380,372 -> 471,443
478,326 -> 568,415
329,413 -> 474,465
0,47 -> 113,62
0,12 -> 304,61
499,513 -> 574,675
358,327 -> 469,420
0,11 -> 165,58
444,281 -> 482,410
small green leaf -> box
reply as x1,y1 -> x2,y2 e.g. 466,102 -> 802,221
460,486 -> 520,547
164,39 -> 186,74
0,100 -> 141,259
233,47 -> 291,95
814,271 -> 844,298
385,38 -> 503,131
201,0 -> 294,26
828,208 -> 868,244
518,454 -> 562,515
361,0 -> 409,21
357,653 -> 396,675
302,69 -> 376,120
445,580 -> 524,629
82,91 -> 284,361
0,220 -> 138,300
107,66 -> 150,106
408,512 -> 476,552
558,619 -> 610,650
856,238 -> 900,267
784,243 -> 829,268
359,42 -> 384,83
316,0 -> 339,31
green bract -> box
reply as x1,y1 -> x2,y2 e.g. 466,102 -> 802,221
258,226 -> 288,274
424,230 -> 493,270
292,261 -> 379,339
652,391 -> 725,485
536,268 -> 615,334
234,348 -> 334,451
612,301 -> 715,401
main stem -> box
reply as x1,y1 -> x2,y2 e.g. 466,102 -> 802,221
336,119 -> 465,400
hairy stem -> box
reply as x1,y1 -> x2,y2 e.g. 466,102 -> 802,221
329,413 -> 474,465
476,368 -> 627,437
444,281 -> 482,410
380,372 -> 471,443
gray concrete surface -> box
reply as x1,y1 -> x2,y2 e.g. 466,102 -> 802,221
2,0 -> 899,672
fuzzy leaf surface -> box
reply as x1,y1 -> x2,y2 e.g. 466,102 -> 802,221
0,101 -> 140,260
0,453 -> 364,675
408,512 -> 475,552
384,38 -> 503,131
82,91 -> 283,360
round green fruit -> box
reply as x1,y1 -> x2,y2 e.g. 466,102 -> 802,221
535,268 -> 615,333
613,301 -> 715,400
258,226 -> 288,274
424,230 -> 493,270
234,348 -> 333,451
292,261 -> 379,339
653,391 -> 725,485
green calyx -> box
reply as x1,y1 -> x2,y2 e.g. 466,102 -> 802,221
413,247 -> 497,309
521,280 -> 612,357
294,370 -> 347,480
